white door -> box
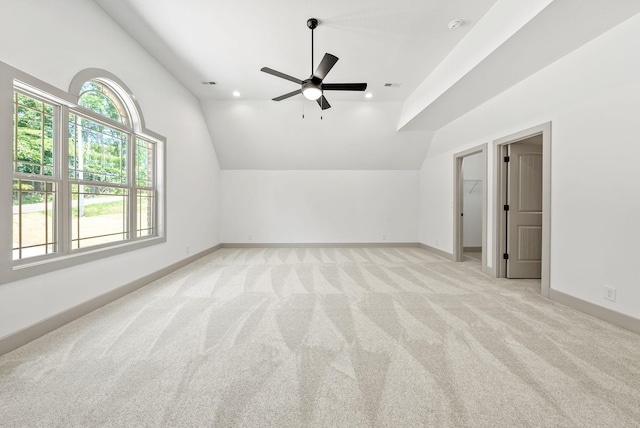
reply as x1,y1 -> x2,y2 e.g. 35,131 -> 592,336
507,137 -> 543,278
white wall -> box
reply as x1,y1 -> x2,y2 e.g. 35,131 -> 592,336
419,13 -> 640,319
0,0 -> 221,339
462,153 -> 483,248
222,171 -> 418,243
201,100 -> 433,170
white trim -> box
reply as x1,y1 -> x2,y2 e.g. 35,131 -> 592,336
417,243 -> 455,260
0,64 -> 14,279
549,290 -> 640,335
453,144 -> 488,273
14,78 -> 76,108
493,122 -> 551,298
68,70 -> 163,141
69,68 -> 145,133
222,242 -> 420,249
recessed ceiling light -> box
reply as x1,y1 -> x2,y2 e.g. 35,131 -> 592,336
365,93 -> 373,99
448,19 -> 463,30
233,91 -> 241,97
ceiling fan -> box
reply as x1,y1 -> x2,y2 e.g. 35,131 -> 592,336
261,18 -> 367,110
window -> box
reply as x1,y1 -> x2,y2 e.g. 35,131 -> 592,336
78,81 -> 128,124
68,99 -> 130,249
135,138 -> 156,238
12,91 -> 58,260
1,63 -> 165,284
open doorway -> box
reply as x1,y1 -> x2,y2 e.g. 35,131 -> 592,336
493,123 -> 551,297
462,153 -> 483,261
453,144 -> 487,272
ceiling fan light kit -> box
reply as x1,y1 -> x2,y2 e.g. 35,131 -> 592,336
302,81 -> 322,100
261,18 -> 367,110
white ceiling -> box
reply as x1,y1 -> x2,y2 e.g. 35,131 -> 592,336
93,0 -> 497,102
93,0 -> 640,170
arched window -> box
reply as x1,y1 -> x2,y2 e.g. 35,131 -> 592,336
3,63 -> 165,282
67,71 -> 164,250
78,81 -> 129,125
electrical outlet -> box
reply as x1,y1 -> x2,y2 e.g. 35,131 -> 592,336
382,234 -> 386,241
436,239 -> 439,246
604,286 -> 616,302
248,234 -> 252,241
186,246 -> 190,254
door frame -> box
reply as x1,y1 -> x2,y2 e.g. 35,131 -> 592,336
493,122 -> 551,298
453,144 -> 488,272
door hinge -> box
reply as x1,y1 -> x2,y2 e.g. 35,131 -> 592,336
503,253 -> 509,260
504,156 -> 510,162
504,204 -> 510,211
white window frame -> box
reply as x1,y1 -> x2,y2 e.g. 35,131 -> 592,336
0,62 -> 166,285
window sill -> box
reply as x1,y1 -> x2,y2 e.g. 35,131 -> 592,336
2,236 -> 166,285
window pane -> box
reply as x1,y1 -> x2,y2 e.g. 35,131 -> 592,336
78,81 -> 128,124
13,179 -> 56,260
13,92 -> 55,176
137,190 -> 155,237
71,185 -> 129,249
136,138 -> 155,187
68,114 -> 127,184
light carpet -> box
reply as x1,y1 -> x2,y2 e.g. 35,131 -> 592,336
1,247 -> 639,427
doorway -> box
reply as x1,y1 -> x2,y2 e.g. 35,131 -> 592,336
453,144 -> 487,272
494,123 -> 551,297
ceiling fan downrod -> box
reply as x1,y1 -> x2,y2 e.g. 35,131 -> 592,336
307,18 -> 318,75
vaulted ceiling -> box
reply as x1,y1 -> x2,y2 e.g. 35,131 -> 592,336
94,0 -> 640,170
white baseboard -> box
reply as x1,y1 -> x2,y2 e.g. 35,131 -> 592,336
221,242 -> 420,248
549,289 -> 640,334
417,243 -> 454,260
0,245 -> 221,357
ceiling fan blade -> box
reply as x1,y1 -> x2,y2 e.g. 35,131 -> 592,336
261,67 -> 304,85
273,89 -> 302,101
316,95 -> 331,110
322,83 -> 367,91
313,54 -> 339,80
